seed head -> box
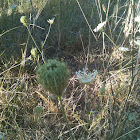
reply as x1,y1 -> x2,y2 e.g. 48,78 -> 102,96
37,59 -> 70,97
20,16 -> 29,27
31,48 -> 37,58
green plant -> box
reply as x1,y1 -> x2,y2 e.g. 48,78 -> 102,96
0,0 -> 139,139
20,15 -> 44,63
20,15 -> 54,64
37,59 -> 74,139
37,59 -> 70,96
34,105 -> 43,122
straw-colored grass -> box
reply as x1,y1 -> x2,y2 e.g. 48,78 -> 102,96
0,0 -> 139,139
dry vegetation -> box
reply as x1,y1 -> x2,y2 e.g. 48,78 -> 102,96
0,0 -> 140,140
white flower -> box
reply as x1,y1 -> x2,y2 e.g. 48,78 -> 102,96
135,40 -> 140,46
118,47 -> 129,52
47,18 -> 55,25
76,68 -> 98,84
135,16 -> 140,23
93,21 -> 106,32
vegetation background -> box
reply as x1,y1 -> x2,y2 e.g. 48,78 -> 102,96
0,0 -> 139,139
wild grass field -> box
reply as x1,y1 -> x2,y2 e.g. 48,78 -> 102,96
0,0 -> 140,139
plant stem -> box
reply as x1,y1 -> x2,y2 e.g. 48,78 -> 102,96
58,96 -> 74,140
41,24 -> 52,49
26,26 -> 45,63
75,0 -> 97,41
104,32 -> 117,47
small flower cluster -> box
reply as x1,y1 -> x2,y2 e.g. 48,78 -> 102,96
118,47 -> 129,52
76,68 -> 98,84
47,18 -> 55,25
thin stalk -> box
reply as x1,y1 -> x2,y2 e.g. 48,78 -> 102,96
135,45 -> 140,74
58,0 -> 61,51
30,0 -> 36,25
41,24 -> 52,60
131,0 -> 135,77
58,96 -> 74,140
26,26 -> 45,63
106,0 -> 113,40
75,0 -> 97,41
41,24 -> 52,49
101,31 -> 118,81
112,16 -> 137,137
104,32 -> 117,47
115,125 -> 140,140
0,26 -> 23,37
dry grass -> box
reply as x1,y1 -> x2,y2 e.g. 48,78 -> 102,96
0,0 -> 140,140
